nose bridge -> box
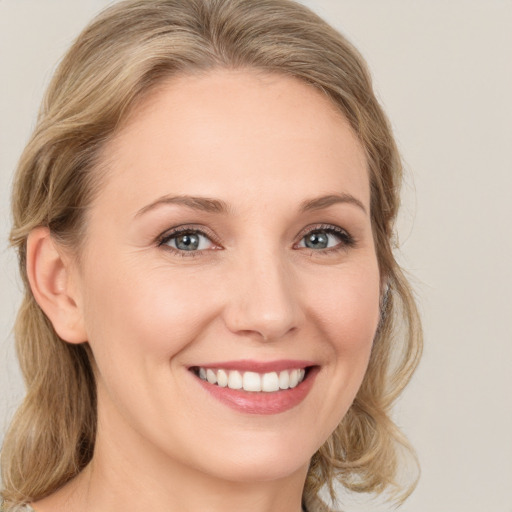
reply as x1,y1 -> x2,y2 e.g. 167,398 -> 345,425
223,237 -> 300,341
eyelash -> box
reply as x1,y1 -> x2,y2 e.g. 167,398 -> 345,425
157,224 -> 356,258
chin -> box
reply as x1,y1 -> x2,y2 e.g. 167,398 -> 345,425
210,455 -> 309,484
192,429 -> 317,484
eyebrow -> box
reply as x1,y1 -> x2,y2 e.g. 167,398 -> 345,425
299,193 -> 367,215
135,192 -> 367,218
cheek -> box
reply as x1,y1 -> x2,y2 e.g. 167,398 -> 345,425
305,259 -> 381,428
78,257 -> 222,438
311,262 -> 381,355
80,253 -> 218,369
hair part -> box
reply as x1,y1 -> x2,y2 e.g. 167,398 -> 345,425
2,0 -> 422,510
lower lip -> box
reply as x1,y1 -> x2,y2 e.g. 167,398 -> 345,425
193,368 -> 319,415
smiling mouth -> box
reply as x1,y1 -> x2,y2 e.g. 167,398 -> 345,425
189,362 -> 319,414
190,366 -> 311,393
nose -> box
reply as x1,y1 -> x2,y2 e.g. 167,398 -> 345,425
222,246 -> 302,342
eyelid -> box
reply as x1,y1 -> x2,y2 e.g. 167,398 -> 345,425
295,223 -> 353,241
298,223 -> 356,244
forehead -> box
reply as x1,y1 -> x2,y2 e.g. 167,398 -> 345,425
96,69 -> 369,216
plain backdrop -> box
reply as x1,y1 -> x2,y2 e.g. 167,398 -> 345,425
1,1 -> 511,511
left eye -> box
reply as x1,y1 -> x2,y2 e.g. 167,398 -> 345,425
297,229 -> 345,250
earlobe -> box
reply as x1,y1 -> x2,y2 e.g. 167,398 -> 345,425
26,227 -> 87,344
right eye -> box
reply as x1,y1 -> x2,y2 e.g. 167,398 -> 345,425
159,228 -> 217,254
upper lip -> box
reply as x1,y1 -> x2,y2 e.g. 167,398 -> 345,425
189,359 -> 316,373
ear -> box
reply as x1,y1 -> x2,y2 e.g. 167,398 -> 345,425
26,227 -> 87,344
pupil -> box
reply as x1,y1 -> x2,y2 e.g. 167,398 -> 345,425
306,232 -> 328,249
176,233 -> 199,250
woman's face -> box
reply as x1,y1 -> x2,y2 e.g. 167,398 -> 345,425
72,69 -> 381,483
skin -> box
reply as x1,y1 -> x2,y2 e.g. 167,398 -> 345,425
29,69 -> 381,512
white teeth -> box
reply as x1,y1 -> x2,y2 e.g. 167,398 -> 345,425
206,369 -> 217,384
243,372 -> 261,392
196,367 -> 307,392
278,370 -> 290,390
262,372 -> 279,392
228,370 -> 243,390
289,369 -> 299,388
217,369 -> 228,387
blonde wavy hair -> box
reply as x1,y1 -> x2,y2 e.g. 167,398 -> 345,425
1,0 -> 422,510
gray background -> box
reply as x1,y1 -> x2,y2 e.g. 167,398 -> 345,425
1,1 -> 511,510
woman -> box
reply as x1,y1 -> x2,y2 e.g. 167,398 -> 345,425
1,0 -> 422,511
